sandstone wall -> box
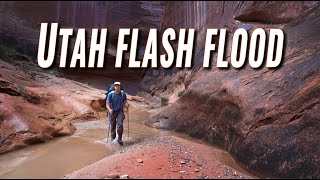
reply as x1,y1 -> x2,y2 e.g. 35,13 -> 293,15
144,2 -> 320,178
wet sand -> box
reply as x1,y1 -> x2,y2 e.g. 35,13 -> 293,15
64,136 -> 256,179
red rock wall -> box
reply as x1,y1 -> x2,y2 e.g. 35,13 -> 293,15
0,57 -> 107,154
141,1 -> 317,94
144,2 -> 320,178
0,1 -> 164,30
0,1 -> 163,91
0,1 -> 164,53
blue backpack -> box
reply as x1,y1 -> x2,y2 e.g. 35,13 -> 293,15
105,84 -> 124,105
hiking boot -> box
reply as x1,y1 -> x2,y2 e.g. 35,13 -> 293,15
118,139 -> 124,146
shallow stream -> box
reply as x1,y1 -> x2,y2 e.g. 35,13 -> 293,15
0,104 -> 255,178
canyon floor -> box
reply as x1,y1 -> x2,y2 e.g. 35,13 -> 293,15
64,135 -> 257,179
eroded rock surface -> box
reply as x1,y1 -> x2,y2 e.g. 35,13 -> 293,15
144,2 -> 320,178
0,57 -> 106,154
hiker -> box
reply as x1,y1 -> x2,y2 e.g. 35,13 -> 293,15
106,81 -> 129,146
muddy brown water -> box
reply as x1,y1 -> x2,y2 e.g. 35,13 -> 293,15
0,103 -> 256,178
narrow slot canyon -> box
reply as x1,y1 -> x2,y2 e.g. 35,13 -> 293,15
0,1 -> 319,179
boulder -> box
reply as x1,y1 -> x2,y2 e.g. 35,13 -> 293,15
0,58 -> 104,154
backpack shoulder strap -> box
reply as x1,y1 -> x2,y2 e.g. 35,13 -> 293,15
109,90 -> 115,101
120,90 -> 125,98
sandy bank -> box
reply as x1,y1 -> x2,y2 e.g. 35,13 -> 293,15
64,136 -> 256,179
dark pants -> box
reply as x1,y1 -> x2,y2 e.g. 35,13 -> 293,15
109,110 -> 124,141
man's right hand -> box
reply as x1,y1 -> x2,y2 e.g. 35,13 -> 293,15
109,109 -> 113,114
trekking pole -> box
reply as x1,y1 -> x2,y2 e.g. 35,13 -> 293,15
107,112 -> 110,144
127,106 -> 129,140
107,123 -> 110,144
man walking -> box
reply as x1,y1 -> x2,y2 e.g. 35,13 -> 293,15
106,81 -> 129,146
